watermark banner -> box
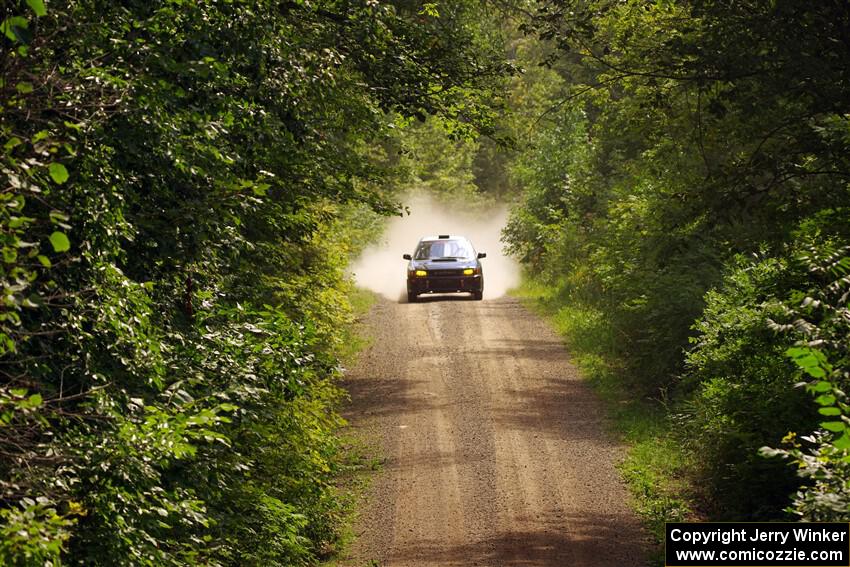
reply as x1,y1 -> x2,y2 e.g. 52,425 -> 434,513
666,522 -> 850,567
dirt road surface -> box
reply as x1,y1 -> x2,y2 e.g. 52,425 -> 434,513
341,296 -> 648,566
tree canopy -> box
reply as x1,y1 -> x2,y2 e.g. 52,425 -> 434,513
0,0 -> 508,563
504,0 -> 850,521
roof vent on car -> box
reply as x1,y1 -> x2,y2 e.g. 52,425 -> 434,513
438,234 -> 450,239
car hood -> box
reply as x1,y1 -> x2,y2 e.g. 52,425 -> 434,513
409,259 -> 478,270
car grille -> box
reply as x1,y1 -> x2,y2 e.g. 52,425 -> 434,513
419,269 -> 479,292
428,279 -> 463,291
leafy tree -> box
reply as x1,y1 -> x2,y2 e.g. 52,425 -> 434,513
0,0 -> 507,563
504,0 -> 850,519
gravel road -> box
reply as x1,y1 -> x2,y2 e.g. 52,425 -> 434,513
341,295 -> 648,566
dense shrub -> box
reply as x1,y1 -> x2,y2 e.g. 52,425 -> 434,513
762,239 -> 850,520
0,0 -> 505,563
681,253 -> 815,518
504,0 -> 850,520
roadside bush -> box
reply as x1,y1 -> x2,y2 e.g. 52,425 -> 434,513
589,211 -> 720,393
681,253 -> 815,518
0,0 -> 505,563
504,0 -> 850,523
762,238 -> 850,521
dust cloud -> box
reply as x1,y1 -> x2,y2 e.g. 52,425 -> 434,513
350,194 -> 520,301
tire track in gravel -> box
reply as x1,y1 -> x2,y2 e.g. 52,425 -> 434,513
341,296 -> 648,566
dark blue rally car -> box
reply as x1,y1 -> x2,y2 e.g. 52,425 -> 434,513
403,235 -> 486,302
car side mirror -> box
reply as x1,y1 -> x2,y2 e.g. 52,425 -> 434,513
403,254 -> 412,260
477,252 -> 487,259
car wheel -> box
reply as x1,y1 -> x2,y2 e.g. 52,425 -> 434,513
407,291 -> 418,303
472,290 -> 483,301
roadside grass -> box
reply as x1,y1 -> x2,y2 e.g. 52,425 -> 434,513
325,285 -> 384,566
337,286 -> 378,367
513,277 -> 697,560
325,433 -> 383,566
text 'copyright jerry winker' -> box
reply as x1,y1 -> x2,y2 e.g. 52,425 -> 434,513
666,522 -> 850,567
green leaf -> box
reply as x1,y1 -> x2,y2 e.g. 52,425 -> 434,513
25,0 -> 47,17
786,347 -> 832,377
833,433 -> 850,451
48,232 -> 70,253
1,17 -> 28,42
4,137 -> 22,152
818,407 -> 842,416
15,82 -> 33,94
821,421 -> 846,432
812,381 -> 833,393
48,163 -> 69,184
419,3 -> 440,17
804,365 -> 827,378
37,255 -> 51,268
796,354 -> 820,368
815,394 -> 837,406
8,217 -> 30,230
786,347 -> 810,359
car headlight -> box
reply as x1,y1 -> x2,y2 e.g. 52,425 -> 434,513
463,268 -> 475,275
415,270 -> 427,277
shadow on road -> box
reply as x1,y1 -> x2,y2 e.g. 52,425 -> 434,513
494,376 -> 617,443
342,377 -> 433,420
401,293 -> 479,304
389,511 -> 640,566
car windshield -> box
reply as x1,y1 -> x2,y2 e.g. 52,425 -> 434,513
414,239 -> 473,260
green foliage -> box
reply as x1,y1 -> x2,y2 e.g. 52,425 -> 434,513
396,117 -> 484,204
504,0 -> 850,521
507,0 -> 850,387
0,499 -> 75,566
0,0 -> 505,563
761,244 -> 850,521
681,252 -> 813,518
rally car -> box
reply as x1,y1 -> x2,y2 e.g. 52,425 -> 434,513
403,235 -> 486,302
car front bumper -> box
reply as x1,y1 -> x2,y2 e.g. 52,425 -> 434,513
407,274 -> 483,294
